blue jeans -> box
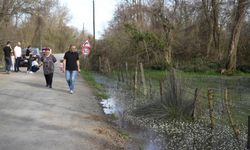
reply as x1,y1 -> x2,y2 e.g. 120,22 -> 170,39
65,70 -> 78,91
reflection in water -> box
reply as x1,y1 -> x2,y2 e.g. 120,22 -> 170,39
96,73 -> 164,149
100,98 -> 116,114
100,96 -> 163,150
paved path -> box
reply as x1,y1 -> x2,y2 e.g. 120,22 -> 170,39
0,54 -> 123,150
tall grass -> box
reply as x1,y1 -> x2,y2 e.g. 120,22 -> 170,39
134,69 -> 194,121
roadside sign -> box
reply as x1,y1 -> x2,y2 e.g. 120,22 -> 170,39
82,47 -> 91,56
82,40 -> 91,56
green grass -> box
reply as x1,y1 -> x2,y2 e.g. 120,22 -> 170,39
110,68 -> 250,82
80,68 -> 108,99
144,69 -> 167,80
144,69 -> 250,79
143,69 -> 221,81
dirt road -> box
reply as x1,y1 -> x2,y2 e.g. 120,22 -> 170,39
0,54 -> 124,150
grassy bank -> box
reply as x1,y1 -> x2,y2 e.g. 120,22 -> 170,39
80,69 -> 108,100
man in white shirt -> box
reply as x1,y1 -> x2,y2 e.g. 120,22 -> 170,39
14,42 -> 22,72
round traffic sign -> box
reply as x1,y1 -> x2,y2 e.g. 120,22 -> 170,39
82,47 -> 91,56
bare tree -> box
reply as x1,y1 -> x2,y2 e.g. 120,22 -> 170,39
201,0 -> 213,58
201,0 -> 221,58
225,0 -> 249,73
150,0 -> 179,66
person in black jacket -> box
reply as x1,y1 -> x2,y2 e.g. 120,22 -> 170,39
3,41 -> 12,74
26,45 -> 32,72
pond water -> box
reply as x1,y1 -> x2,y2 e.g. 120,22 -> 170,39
96,74 -> 164,150
95,73 -> 250,149
100,93 -> 163,150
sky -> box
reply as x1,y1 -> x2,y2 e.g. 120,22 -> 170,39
60,0 -> 120,39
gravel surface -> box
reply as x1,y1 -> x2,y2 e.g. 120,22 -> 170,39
0,54 -> 124,150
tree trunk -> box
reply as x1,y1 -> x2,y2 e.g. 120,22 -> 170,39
162,26 -> 173,66
226,0 -> 249,73
157,0 -> 174,66
212,0 -> 222,61
202,0 -> 213,58
212,0 -> 220,51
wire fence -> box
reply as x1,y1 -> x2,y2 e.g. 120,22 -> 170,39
104,62 -> 250,149
118,64 -> 249,116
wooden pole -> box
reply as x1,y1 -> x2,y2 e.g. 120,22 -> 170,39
208,89 -> 215,129
160,80 -> 163,102
149,78 -> 152,98
224,88 -> 240,142
125,62 -> 128,84
134,65 -> 138,90
207,89 -> 214,150
247,115 -> 250,149
93,0 -> 96,48
192,88 -> 199,121
140,62 -> 147,95
98,56 -> 102,72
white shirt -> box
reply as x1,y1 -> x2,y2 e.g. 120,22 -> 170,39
14,46 -> 22,57
32,60 -> 39,66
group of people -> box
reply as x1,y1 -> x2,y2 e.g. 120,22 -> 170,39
3,41 -> 22,73
3,41 -> 38,74
3,41 -> 81,94
26,45 -> 40,74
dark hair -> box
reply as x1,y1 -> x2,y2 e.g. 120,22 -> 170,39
6,41 -> 11,45
27,45 -> 31,48
69,44 -> 76,50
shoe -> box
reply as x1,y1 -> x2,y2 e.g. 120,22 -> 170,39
29,71 -> 33,74
49,85 -> 52,88
70,90 -> 74,94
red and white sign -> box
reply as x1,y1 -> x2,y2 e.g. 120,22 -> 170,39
82,40 -> 91,56
82,47 -> 91,56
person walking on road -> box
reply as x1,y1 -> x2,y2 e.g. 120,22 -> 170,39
14,42 -> 22,72
3,41 -> 12,74
63,45 -> 81,94
41,47 -> 57,88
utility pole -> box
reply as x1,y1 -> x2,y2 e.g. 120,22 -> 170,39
82,23 -> 85,35
93,0 -> 96,49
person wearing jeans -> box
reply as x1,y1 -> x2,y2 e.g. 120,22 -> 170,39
63,45 -> 80,94
65,70 -> 78,93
